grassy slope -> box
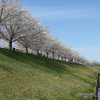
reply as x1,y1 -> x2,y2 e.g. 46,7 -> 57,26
0,48 -> 100,100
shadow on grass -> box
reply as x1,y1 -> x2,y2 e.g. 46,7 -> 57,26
0,48 -> 69,74
0,64 -> 13,73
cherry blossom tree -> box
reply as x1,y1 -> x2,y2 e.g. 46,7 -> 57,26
16,16 -> 41,53
0,8 -> 38,50
0,0 -> 98,66
48,37 -> 60,59
0,0 -> 21,24
29,26 -> 50,55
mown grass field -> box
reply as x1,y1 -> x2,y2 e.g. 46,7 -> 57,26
0,48 -> 100,100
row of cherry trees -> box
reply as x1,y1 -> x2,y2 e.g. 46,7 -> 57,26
0,0 -> 100,66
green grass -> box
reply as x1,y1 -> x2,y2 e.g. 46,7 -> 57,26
0,48 -> 100,100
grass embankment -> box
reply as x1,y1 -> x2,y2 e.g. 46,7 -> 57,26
0,48 -> 100,100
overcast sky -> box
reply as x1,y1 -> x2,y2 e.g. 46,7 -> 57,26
22,0 -> 100,61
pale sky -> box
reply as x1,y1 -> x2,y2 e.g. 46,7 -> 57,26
21,0 -> 100,61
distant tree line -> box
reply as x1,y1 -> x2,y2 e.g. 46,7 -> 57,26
0,0 -> 100,66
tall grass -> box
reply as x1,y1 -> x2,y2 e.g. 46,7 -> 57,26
0,48 -> 100,100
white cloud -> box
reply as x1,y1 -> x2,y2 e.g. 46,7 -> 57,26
32,7 -> 100,20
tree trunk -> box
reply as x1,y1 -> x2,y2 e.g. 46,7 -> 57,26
58,55 -> 60,60
52,52 -> 54,59
26,47 -> 28,53
65,57 -> 66,61
9,40 -> 12,50
37,50 -> 39,55
61,57 -> 63,61
46,52 -> 49,58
